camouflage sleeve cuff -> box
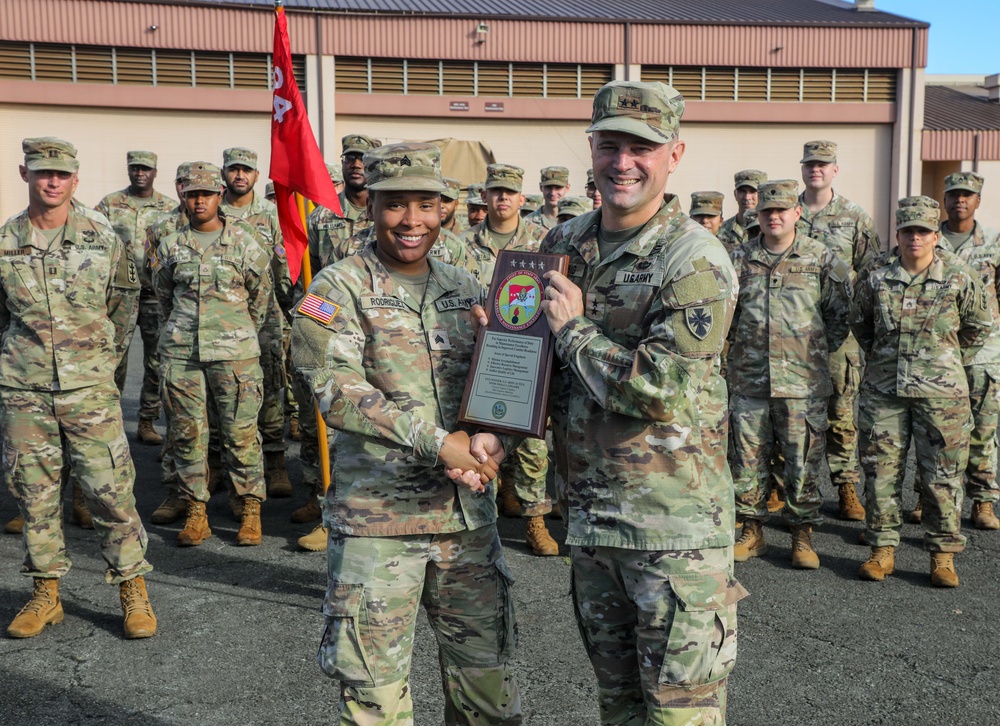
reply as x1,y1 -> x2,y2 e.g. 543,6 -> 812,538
555,315 -> 601,361
414,418 -> 449,465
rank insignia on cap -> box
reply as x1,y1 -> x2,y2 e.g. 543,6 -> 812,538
298,293 -> 340,325
686,306 -> 713,340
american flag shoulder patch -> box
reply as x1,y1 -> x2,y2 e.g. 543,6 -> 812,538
298,293 -> 341,325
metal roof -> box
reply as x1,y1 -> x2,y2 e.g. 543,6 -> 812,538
148,0 -> 928,26
925,86 -> 1000,131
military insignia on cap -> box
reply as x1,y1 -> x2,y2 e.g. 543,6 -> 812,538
685,306 -> 713,340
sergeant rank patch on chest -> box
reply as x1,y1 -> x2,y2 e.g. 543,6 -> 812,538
298,293 -> 341,324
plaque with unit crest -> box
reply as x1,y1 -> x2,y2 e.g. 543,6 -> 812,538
459,250 -> 569,438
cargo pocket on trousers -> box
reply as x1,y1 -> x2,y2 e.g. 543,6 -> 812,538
2,442 -> 20,498
108,432 -> 132,470
495,558 -> 518,662
845,351 -> 862,392
658,572 -> 749,687
234,371 -> 263,424
317,583 -> 376,687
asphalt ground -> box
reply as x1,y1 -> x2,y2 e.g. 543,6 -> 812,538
1,343 -> 999,725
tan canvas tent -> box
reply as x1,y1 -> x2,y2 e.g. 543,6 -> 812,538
422,138 -> 496,189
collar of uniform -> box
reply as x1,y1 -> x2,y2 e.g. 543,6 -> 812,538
796,190 -> 843,220
359,243 -> 456,308
622,194 -> 685,258
885,251 -> 945,284
15,207 -> 79,250
939,220 -> 985,250
727,214 -> 745,235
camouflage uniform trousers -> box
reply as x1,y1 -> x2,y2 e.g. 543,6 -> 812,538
114,298 -> 162,422
570,545 -> 746,726
859,390 -> 970,553
258,321 -> 287,454
0,381 -> 153,584
319,525 -> 522,726
291,372 -> 335,499
161,357 -> 266,503
962,365 -> 1000,503
282,326 -> 298,420
827,335 -> 863,489
500,435 -> 551,516
730,395 -> 828,525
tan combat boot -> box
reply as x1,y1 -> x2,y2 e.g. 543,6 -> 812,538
136,419 -> 164,446
858,545 -> 895,581
790,524 -> 820,569
734,519 -> 766,562
7,578 -> 63,638
298,524 -> 328,552
177,500 -> 211,546
119,576 -> 157,639
4,515 -> 24,534
972,501 -> 1000,530
288,415 -> 301,441
837,483 -> 865,521
908,496 -> 923,524
150,492 -> 185,525
765,488 -> 785,514
70,483 -> 93,529
930,552 -> 959,588
525,515 -> 559,556
265,452 -> 293,498
496,478 -> 522,518
291,497 -> 322,524
236,497 -> 263,546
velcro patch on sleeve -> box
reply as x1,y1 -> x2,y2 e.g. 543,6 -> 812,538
298,293 -> 341,325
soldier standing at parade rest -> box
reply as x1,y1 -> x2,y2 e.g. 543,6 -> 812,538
728,180 -> 852,569
152,162 -> 272,548
689,191 -> 725,236
718,169 -> 767,254
798,140 -> 880,522
466,80 -> 748,724
3,137 -> 156,640
291,142 -> 521,724
97,150 -> 175,447
525,166 -> 571,231
852,198 -> 992,587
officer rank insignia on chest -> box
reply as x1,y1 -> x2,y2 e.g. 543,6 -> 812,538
686,306 -> 714,340
298,293 -> 341,324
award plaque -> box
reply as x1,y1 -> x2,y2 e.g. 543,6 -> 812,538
459,250 -> 569,438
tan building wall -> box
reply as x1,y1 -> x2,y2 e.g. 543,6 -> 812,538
961,159 -> 1000,232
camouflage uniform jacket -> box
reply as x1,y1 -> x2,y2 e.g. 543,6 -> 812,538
540,195 -> 739,551
445,215 -> 468,237
797,191 -> 880,279
338,191 -> 372,238
96,188 -> 175,296
938,222 -> 1000,373
524,208 -> 558,231
323,226 -> 470,271
152,217 -> 272,362
460,218 -> 546,286
728,233 -> 852,398
306,204 -> 351,279
290,243 -> 494,537
0,205 -> 140,391
717,214 -> 749,255
851,250 -> 992,398
221,192 -> 293,318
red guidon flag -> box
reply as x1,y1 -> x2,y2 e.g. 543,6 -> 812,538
269,3 -> 340,283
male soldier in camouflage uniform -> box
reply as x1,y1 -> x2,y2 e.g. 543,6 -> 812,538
852,199 -> 992,587
475,80 -> 748,724
152,162 -> 272,547
441,177 -> 468,236
585,168 -> 602,209
2,137 -> 156,640
291,143 -> 521,724
466,183 -> 487,227
556,196 -> 592,224
525,166 -> 570,231
520,193 -> 542,218
220,147 -> 294,498
689,191 -> 725,236
932,172 -> 1000,530
798,140 -> 880,522
338,133 -> 380,238
728,180 -> 852,569
461,165 -> 558,556
97,150 -> 176,446
718,169 -> 767,254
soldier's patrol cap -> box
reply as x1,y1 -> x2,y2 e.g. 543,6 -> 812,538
126,150 -> 157,169
22,137 -> 79,173
522,193 -> 542,212
466,183 -> 486,206
744,208 -> 760,231
540,166 -> 570,188
180,162 -> 224,194
690,191 -> 724,217
175,162 -> 195,182
223,147 -> 257,170
943,171 -> 984,195
896,196 -> 940,231
326,163 -> 344,184
342,134 -> 381,156
442,177 -> 462,201
363,142 -> 447,193
587,80 -> 685,144
801,140 -> 837,164
756,180 -> 800,211
734,169 -> 767,190
586,168 -> 595,187
485,163 -> 524,192
264,182 -> 275,199
557,196 -> 592,219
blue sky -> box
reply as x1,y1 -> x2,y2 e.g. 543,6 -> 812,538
874,0 -> 1000,74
